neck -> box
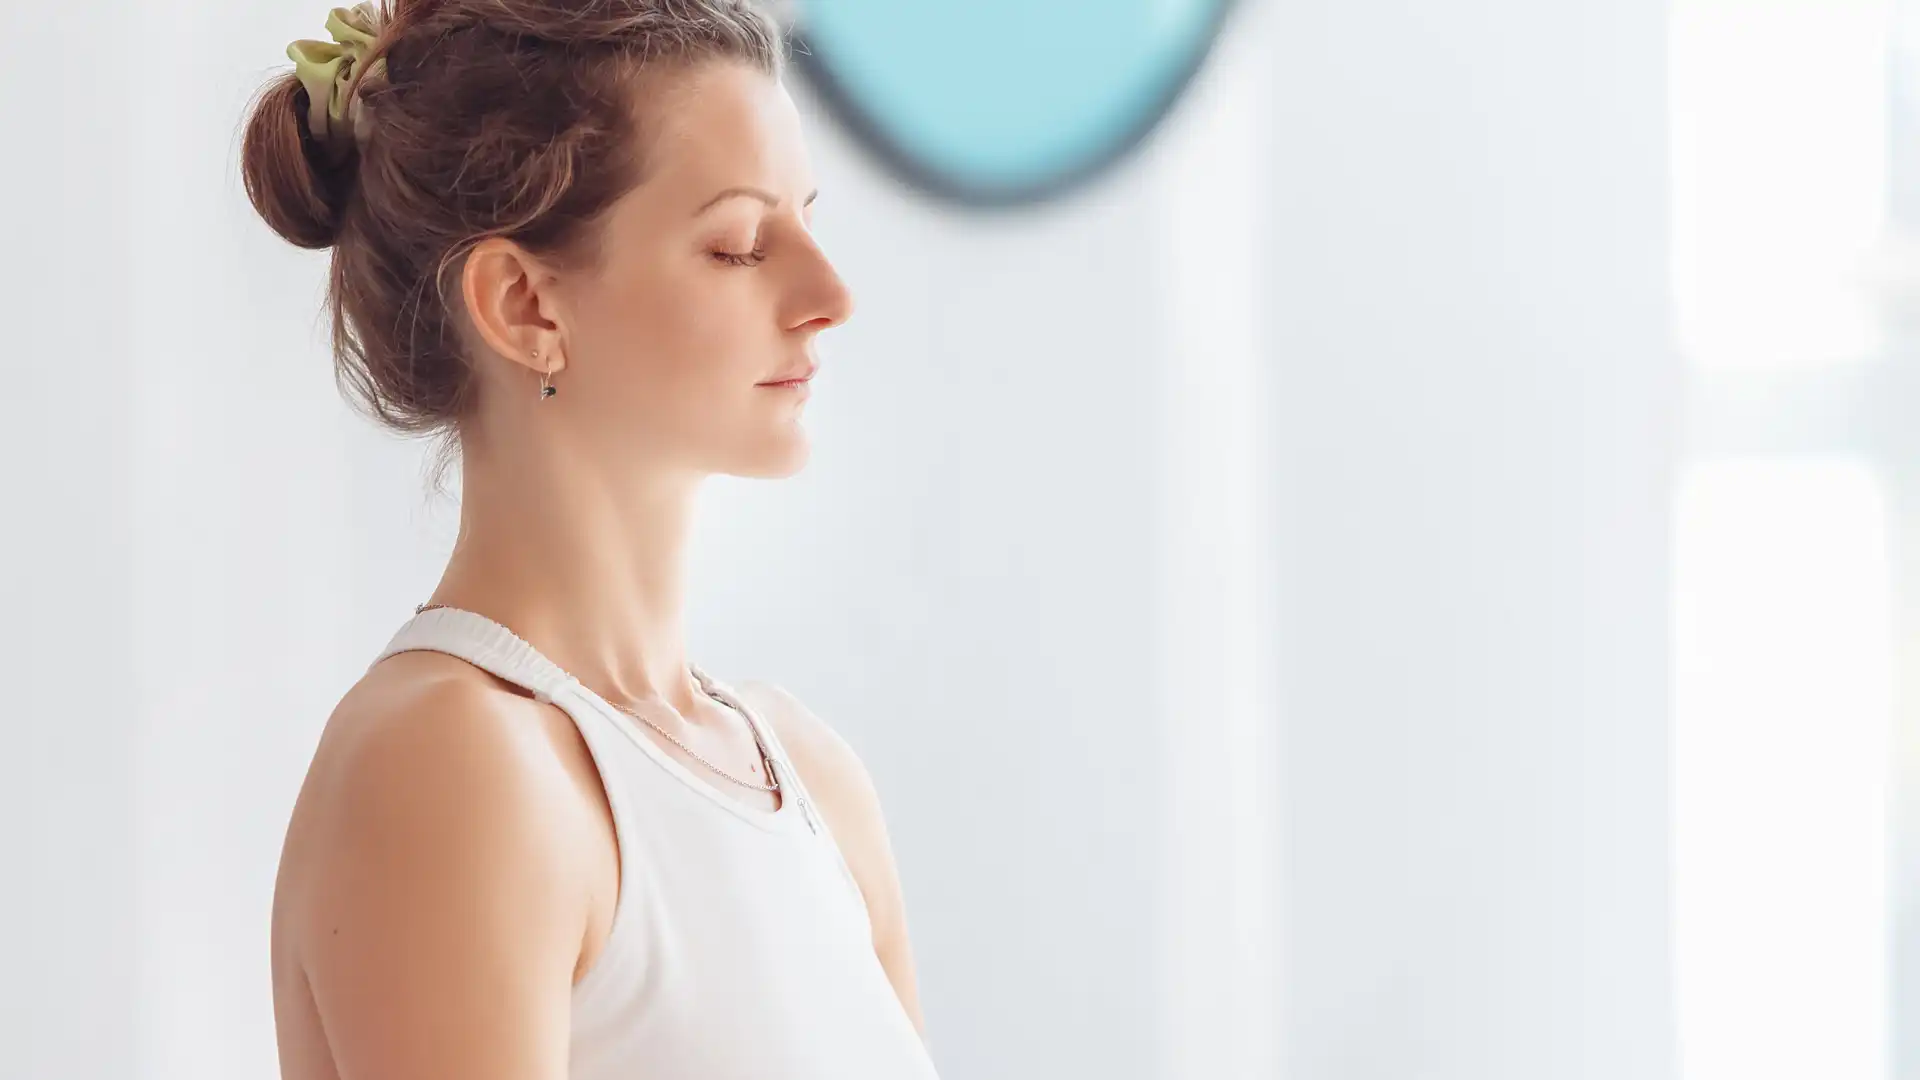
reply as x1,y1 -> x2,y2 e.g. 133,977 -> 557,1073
425,428 -> 708,718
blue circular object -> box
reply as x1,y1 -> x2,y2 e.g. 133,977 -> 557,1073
792,0 -> 1239,208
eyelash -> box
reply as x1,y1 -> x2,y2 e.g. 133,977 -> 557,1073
713,247 -> 767,268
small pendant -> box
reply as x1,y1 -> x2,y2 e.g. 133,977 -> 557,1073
540,384 -> 557,399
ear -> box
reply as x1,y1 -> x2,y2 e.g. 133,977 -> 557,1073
460,237 -> 567,378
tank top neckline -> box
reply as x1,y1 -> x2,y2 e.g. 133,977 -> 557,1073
391,604 -> 814,837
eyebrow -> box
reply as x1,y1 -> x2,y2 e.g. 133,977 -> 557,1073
695,186 -> 820,216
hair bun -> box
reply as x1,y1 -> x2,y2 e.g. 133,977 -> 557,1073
240,74 -> 347,249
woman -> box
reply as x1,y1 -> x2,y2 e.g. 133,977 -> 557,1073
242,3 -> 938,1077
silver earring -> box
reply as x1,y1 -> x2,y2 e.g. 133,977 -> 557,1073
538,357 -> 557,400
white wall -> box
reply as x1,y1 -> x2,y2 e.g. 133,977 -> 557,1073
3,6 -> 139,1079
1257,2 -> 1678,1076
2,2 -> 1683,1079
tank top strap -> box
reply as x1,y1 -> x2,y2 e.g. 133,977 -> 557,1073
371,605 -> 580,705
698,673 -> 872,921
691,670 -> 826,833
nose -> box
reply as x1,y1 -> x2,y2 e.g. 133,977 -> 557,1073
787,234 -> 854,333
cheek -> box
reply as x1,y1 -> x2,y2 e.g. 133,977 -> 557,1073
574,258 -> 766,400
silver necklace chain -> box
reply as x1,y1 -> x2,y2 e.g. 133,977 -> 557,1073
413,603 -> 781,794
604,697 -> 781,793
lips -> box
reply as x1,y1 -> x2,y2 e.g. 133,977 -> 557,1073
759,364 -> 817,386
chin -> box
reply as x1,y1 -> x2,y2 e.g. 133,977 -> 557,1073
727,438 -> 811,480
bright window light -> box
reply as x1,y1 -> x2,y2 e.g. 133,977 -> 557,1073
1673,457 -> 1894,1080
1670,0 -> 1890,370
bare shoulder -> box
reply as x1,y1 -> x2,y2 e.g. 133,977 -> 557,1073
285,652 -> 585,889
734,679 -> 892,867
273,652 -> 588,1079
736,679 -> 871,798
733,679 -> 929,1038
303,651 -> 554,789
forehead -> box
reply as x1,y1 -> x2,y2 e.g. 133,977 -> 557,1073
631,61 -> 807,202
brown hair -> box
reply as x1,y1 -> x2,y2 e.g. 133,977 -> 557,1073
241,0 -> 783,450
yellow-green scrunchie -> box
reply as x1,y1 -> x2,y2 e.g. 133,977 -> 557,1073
287,4 -> 385,160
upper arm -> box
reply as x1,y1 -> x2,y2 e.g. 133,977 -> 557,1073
288,678 -> 585,1080
741,680 -> 928,1039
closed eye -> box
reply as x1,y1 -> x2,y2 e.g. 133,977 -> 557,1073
712,248 -> 767,268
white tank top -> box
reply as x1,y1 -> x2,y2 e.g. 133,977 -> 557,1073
372,606 -> 942,1080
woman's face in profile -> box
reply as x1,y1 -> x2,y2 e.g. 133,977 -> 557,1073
549,61 -> 854,480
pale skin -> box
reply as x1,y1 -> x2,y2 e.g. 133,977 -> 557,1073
270,60 -> 926,1080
